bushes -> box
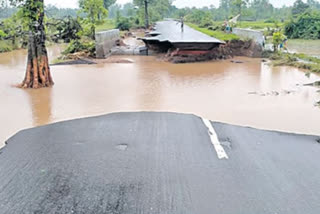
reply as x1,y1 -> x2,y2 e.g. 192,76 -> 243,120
272,32 -> 285,52
284,11 -> 320,39
186,10 -> 213,27
0,40 -> 13,53
116,17 -> 132,31
63,39 -> 95,56
0,30 -> 6,39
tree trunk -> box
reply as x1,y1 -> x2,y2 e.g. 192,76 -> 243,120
20,0 -> 54,89
91,24 -> 96,40
144,0 -> 149,29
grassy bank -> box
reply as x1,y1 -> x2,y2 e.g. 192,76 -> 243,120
187,23 -> 240,41
0,40 -> 13,53
266,52 -> 320,73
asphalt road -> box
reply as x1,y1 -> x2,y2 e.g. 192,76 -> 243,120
144,20 -> 224,44
1,112 -> 320,214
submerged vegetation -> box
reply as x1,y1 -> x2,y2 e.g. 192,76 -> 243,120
264,51 -> 320,74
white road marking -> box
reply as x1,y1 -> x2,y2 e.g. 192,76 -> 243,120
202,118 -> 229,159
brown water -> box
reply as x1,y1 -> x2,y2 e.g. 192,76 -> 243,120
1,45 -> 320,148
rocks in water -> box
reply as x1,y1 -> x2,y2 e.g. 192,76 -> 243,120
230,60 -> 244,64
248,90 -> 294,96
115,39 -> 126,46
304,80 -> 320,87
106,58 -> 134,63
248,92 -> 258,95
52,59 -> 96,66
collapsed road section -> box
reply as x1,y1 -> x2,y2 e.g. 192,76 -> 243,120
1,112 -> 320,214
141,20 -> 225,52
141,20 -> 263,62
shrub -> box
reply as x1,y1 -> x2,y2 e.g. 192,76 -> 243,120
63,39 -> 95,56
0,30 -> 7,39
284,11 -> 320,39
272,32 -> 285,52
0,40 -> 13,53
116,17 -> 132,31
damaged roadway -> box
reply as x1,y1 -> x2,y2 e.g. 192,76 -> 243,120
0,112 -> 320,214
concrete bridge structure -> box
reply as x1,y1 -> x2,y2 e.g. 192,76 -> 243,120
141,20 -> 225,52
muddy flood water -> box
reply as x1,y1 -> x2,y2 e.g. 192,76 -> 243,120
1,45 -> 320,148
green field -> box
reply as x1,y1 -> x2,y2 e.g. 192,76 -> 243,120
187,23 -> 240,41
96,19 -> 116,32
287,39 -> 320,57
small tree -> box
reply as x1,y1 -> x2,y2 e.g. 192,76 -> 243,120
272,31 -> 285,52
79,0 -> 108,40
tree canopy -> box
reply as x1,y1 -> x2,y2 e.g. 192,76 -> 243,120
285,10 -> 320,39
103,0 -> 116,9
292,0 -> 310,17
79,0 -> 108,40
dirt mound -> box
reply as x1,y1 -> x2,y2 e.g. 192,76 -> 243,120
226,40 -> 262,58
52,59 -> 96,66
105,58 -> 134,63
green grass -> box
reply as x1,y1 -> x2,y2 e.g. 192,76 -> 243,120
287,39 -> 320,57
0,40 -> 13,53
187,23 -> 240,41
212,21 -> 284,30
96,19 -> 116,32
235,21 -> 284,29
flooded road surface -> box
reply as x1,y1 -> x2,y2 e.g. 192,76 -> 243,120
1,45 -> 320,148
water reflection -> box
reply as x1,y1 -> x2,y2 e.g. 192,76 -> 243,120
24,88 -> 52,126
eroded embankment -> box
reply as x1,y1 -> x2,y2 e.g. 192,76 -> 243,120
165,40 -> 262,63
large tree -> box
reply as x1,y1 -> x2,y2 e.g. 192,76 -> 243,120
5,0 -> 53,88
231,0 -> 248,21
133,0 -> 151,28
292,0 -> 310,17
219,0 -> 232,19
133,0 -> 173,28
